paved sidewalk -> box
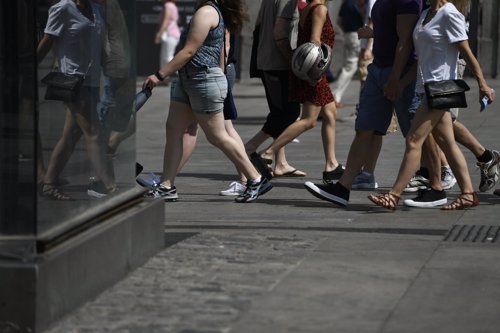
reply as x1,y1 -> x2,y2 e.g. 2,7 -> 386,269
47,77 -> 500,333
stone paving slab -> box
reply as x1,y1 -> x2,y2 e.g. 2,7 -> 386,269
46,76 -> 500,332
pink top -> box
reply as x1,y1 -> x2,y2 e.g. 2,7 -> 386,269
162,2 -> 180,39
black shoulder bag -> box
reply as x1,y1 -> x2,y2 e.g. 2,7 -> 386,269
424,79 -> 471,109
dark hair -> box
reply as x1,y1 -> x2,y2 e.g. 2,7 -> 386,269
199,0 -> 249,33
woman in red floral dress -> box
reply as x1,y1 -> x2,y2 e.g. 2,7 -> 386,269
260,0 -> 343,184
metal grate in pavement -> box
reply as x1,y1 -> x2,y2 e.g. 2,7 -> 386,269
443,225 -> 500,243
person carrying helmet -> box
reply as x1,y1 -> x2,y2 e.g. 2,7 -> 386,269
259,0 -> 345,185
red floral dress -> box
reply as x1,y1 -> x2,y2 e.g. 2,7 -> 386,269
290,4 -> 336,106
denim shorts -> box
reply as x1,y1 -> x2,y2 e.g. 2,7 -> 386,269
171,65 -> 227,114
355,63 -> 420,137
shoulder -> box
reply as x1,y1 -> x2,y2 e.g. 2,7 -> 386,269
192,4 -> 219,25
311,4 -> 328,16
442,3 -> 465,21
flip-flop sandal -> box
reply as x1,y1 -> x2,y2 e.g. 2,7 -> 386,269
273,169 -> 307,177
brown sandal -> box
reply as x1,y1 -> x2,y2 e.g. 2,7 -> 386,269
368,192 -> 400,211
441,192 -> 478,210
41,184 -> 72,201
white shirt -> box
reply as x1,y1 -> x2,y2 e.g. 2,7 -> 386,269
45,0 -> 104,87
413,3 -> 468,93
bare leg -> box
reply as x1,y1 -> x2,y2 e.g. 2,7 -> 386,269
43,109 -> 83,185
196,112 -> 260,181
261,101 -> 322,161
179,121 -> 199,171
161,101 -> 196,187
108,116 -> 136,153
224,119 -> 247,183
360,135 -> 382,175
422,134 -> 442,190
453,120 -> 485,157
433,113 -> 474,195
320,101 -> 340,172
390,107 -> 446,196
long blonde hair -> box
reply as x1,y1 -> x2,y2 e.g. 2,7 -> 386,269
451,0 -> 470,16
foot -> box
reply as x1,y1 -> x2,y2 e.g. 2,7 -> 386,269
404,173 -> 429,192
273,168 -> 307,177
477,150 -> 500,192
322,164 -> 345,185
441,192 -> 478,210
234,177 -> 273,203
147,184 -> 178,202
88,180 -> 117,198
304,181 -> 349,207
367,192 -> 400,211
220,181 -> 246,196
41,184 -> 72,201
352,171 -> 378,190
441,165 -> 456,190
249,152 -> 273,180
403,188 -> 447,208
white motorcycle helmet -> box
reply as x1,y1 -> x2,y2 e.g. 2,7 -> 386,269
291,42 -> 332,83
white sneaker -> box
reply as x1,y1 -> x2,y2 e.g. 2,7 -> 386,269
441,165 -> 456,190
220,181 -> 246,196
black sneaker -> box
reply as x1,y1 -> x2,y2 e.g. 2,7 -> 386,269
249,152 -> 273,180
403,188 -> 447,208
304,181 -> 349,207
235,177 -> 273,203
322,164 -> 345,184
147,184 -> 178,202
88,180 -> 116,198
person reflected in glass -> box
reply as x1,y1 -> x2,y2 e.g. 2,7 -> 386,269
37,0 -> 116,200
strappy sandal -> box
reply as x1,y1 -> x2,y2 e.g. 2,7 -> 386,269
441,192 -> 478,210
368,192 -> 400,211
41,184 -> 72,201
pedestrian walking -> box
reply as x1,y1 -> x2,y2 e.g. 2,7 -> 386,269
245,0 -> 306,179
259,0 -> 345,185
304,0 -> 422,207
367,0 -> 495,210
142,0 -> 272,203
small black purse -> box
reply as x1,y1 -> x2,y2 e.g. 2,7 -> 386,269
41,72 -> 84,102
223,79 -> 237,120
424,79 -> 470,109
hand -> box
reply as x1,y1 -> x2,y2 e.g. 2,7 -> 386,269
357,25 -> 373,39
143,74 -> 160,90
480,86 -> 495,104
361,48 -> 373,61
383,76 -> 403,101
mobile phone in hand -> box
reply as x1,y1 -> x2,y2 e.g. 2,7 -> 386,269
480,95 -> 489,112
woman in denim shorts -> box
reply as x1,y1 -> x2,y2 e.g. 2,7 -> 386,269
143,0 -> 272,203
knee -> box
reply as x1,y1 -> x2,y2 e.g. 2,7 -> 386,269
405,134 -> 422,151
301,118 -> 317,131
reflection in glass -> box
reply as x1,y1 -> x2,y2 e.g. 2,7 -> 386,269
36,0 -> 140,238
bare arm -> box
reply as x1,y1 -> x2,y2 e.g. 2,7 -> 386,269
309,5 -> 327,45
37,34 -> 54,65
457,40 -> 495,103
383,14 -> 419,101
144,5 -> 218,88
274,16 -> 293,61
